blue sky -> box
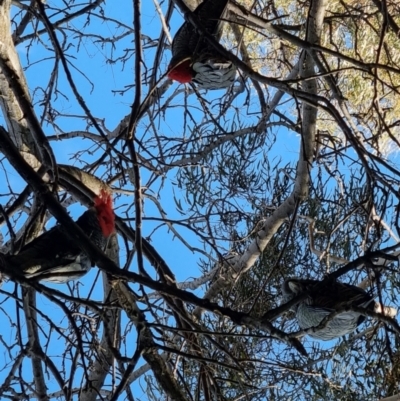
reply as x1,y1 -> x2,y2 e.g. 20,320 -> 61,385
2,1 -> 399,399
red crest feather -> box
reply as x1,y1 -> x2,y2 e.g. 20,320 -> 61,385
94,189 -> 115,237
168,60 -> 193,83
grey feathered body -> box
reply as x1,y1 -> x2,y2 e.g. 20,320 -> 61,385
281,278 -> 376,341
1,208 -> 107,283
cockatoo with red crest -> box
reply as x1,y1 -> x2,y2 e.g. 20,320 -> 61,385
0,190 -> 115,283
168,0 -> 236,90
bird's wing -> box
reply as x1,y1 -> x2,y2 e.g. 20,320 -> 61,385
24,255 -> 91,283
303,304 -> 334,317
171,0 -> 229,60
3,226 -> 81,273
7,228 -> 63,265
